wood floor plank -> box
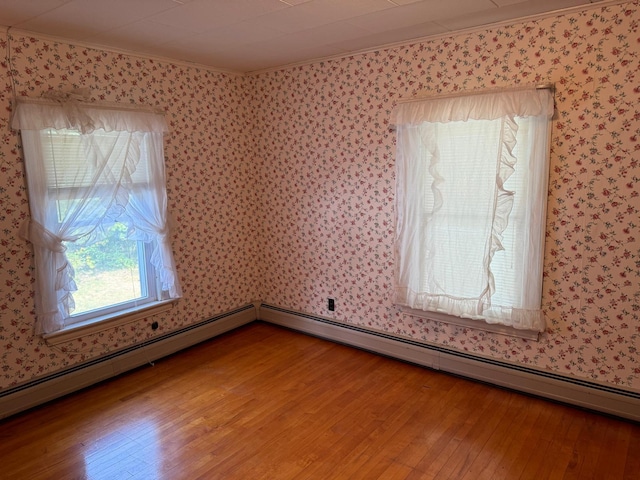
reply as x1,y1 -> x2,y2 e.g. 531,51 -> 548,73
458,393 -> 535,480
516,399 -> 571,479
0,322 -> 638,480
623,425 -> 640,480
487,394 -> 547,479
587,417 -> 630,480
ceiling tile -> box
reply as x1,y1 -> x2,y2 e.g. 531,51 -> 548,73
84,20 -> 194,53
205,20 -> 286,46
255,0 -> 394,34
270,21 -> 374,50
16,0 -> 180,40
389,0 -> 431,4
491,0 -> 533,6
348,0 -> 495,32
333,20 -> 448,52
0,0 -> 71,25
147,0 -> 288,33
279,0 -> 313,4
437,0 -> 597,31
301,0 -> 396,19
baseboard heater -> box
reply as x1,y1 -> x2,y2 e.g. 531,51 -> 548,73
258,304 -> 640,423
0,304 -> 257,420
3,302 -> 638,423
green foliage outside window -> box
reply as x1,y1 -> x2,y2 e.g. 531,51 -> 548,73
64,222 -> 139,274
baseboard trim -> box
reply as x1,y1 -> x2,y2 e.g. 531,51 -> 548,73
259,304 -> 640,422
4,302 -> 639,422
0,304 -> 257,420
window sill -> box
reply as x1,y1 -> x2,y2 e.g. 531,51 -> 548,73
400,307 -> 541,341
43,299 -> 178,346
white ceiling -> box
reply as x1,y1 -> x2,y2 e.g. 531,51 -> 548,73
0,0 -> 603,73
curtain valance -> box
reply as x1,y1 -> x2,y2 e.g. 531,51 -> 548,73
12,99 -> 168,134
393,87 -> 554,125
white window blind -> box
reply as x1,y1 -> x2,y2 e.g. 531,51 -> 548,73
42,129 -> 151,189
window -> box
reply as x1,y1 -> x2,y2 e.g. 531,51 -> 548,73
13,99 -> 182,335
393,87 -> 553,333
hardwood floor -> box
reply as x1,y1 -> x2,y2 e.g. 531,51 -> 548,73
0,322 -> 638,479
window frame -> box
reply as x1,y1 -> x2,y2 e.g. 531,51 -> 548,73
392,87 -> 553,337
13,98 -> 182,337
61,228 -> 161,327
44,174 -> 162,327
41,127 -> 165,328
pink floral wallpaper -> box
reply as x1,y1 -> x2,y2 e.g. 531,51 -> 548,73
250,1 -> 640,390
0,33 -> 262,387
1,0 -> 639,394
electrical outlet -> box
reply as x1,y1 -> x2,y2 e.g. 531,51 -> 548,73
328,298 -> 335,311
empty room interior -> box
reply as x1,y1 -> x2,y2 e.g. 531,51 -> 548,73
0,0 -> 639,478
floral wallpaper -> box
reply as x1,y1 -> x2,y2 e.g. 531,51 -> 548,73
0,32 -> 262,387
250,1 -> 640,390
1,0 -> 639,395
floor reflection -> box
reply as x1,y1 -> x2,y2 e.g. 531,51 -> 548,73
83,418 -> 160,479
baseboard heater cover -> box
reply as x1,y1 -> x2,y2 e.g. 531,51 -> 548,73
258,304 -> 640,423
0,304 -> 257,420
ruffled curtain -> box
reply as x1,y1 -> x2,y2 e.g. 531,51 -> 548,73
393,87 -> 553,332
12,98 -> 181,335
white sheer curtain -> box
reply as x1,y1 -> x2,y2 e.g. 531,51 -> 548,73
393,87 -> 553,331
12,99 -> 181,334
